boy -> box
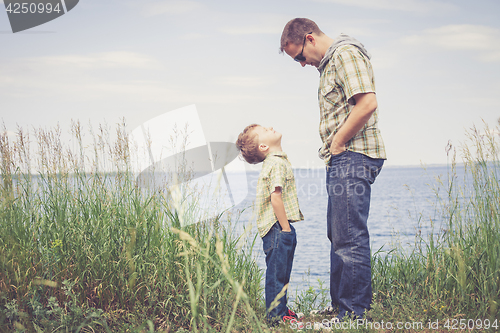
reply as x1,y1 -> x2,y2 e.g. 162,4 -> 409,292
236,124 -> 304,327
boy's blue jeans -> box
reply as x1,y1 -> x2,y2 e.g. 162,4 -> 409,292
326,151 -> 384,319
263,222 -> 297,322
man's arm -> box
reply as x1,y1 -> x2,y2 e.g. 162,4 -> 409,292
330,92 -> 377,155
271,186 -> 291,231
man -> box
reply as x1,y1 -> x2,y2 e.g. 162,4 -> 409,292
280,18 -> 386,320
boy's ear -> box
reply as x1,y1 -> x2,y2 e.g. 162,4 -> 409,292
259,143 -> 269,153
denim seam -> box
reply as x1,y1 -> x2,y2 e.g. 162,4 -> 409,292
346,165 -> 354,313
275,226 -> 280,250
362,154 -> 369,183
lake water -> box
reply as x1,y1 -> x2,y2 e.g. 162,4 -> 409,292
231,164 -> 463,296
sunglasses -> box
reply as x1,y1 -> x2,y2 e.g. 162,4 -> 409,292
294,32 -> 312,62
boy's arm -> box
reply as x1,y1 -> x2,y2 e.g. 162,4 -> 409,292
270,186 -> 291,232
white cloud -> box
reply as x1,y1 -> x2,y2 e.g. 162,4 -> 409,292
313,0 -> 456,13
0,52 -> 274,108
218,13 -> 290,35
370,47 -> 402,70
219,25 -> 281,35
212,76 -> 274,87
0,52 -> 165,104
182,33 -> 205,40
402,24 -> 500,62
33,52 -> 163,69
138,1 -> 203,16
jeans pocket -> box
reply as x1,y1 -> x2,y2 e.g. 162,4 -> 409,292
280,224 -> 294,234
361,155 -> 384,184
331,149 -> 348,157
262,228 -> 275,254
279,226 -> 296,248
328,151 -> 349,180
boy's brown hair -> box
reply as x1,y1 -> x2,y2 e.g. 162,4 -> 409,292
235,124 -> 266,164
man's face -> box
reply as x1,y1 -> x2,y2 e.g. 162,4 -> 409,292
284,35 -> 321,68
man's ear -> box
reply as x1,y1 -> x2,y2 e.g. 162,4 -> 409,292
259,143 -> 269,153
307,34 -> 316,46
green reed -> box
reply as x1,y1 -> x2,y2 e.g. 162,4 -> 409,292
0,121 -> 265,332
370,121 -> 500,326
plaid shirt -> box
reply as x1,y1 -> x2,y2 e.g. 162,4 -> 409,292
254,151 -> 303,238
318,44 -> 386,164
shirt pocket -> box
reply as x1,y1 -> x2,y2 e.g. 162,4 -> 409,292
319,78 -> 343,109
285,168 -> 294,183
281,165 -> 294,190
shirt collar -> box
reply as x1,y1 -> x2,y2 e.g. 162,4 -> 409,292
317,33 -> 371,75
265,151 -> 287,159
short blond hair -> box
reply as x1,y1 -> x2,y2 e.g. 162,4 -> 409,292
235,124 -> 266,164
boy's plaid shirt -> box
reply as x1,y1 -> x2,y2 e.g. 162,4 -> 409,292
318,44 -> 386,164
254,151 -> 303,238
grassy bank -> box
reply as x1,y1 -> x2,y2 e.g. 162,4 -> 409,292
286,122 -> 500,332
369,123 -> 499,329
1,120 -> 499,332
0,122 -> 265,332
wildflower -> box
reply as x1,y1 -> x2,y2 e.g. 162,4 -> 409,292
51,239 -> 62,248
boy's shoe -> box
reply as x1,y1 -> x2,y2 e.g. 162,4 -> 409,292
309,305 -> 336,316
287,308 -> 304,319
282,315 -> 304,330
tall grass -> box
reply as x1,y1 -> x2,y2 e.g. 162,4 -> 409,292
0,121 -> 265,332
370,121 -> 500,327
3,119 -> 499,332
281,122 -> 500,332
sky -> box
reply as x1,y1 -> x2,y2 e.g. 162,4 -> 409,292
1,0 -> 500,168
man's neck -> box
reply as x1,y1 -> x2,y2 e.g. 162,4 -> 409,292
318,35 -> 335,59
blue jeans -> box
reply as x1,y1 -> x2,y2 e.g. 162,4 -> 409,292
326,151 -> 384,318
263,222 -> 297,322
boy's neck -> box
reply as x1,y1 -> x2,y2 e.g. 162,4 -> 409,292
267,144 -> 283,154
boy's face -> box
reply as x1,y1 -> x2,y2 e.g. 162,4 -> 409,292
253,125 -> 282,148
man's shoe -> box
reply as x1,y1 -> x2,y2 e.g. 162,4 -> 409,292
282,315 -> 304,330
310,305 -> 335,316
287,308 -> 304,319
